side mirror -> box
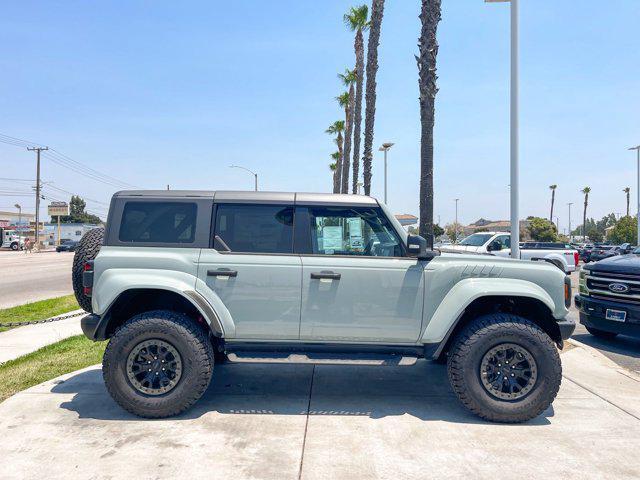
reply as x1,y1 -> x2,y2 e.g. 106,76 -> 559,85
407,234 -> 429,259
487,241 -> 501,252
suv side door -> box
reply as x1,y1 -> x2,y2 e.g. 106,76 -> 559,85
297,204 -> 425,343
196,201 -> 302,340
491,234 -> 512,257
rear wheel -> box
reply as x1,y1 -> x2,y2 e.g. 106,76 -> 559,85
72,227 -> 104,312
586,326 -> 618,340
447,313 -> 562,423
102,310 -> 215,418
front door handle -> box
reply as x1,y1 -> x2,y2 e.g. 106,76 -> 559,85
310,271 -> 341,280
207,269 -> 238,278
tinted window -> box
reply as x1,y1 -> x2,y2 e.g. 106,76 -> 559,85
494,235 -> 511,249
214,204 -> 294,254
307,206 -> 403,257
460,233 -> 494,247
119,202 -> 197,243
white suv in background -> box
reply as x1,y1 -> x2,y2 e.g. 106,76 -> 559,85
440,232 -> 579,273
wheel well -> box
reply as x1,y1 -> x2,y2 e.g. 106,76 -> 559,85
101,289 -> 217,341
436,295 -> 562,360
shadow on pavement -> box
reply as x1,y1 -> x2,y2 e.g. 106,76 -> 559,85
572,333 -> 640,359
53,361 -> 553,426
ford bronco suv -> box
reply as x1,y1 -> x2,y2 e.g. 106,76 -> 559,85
75,190 -> 574,422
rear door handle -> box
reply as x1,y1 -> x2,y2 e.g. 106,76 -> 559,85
310,271 -> 341,280
207,269 -> 238,277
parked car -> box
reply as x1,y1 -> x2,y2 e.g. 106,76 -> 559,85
575,251 -> 640,340
441,232 -> 579,273
56,240 -> 79,252
589,245 -> 618,262
579,244 -> 595,263
74,190 -> 574,422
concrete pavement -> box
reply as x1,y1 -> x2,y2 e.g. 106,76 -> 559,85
0,310 -> 84,364
1,342 -> 639,480
0,250 -> 74,308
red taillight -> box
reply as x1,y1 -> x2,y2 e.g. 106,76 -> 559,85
84,287 -> 92,296
84,262 -> 92,272
574,252 -> 579,266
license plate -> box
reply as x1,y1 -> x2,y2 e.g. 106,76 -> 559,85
605,309 -> 627,322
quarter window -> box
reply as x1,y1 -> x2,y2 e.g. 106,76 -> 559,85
214,204 -> 294,254
307,207 -> 403,257
119,202 -> 197,244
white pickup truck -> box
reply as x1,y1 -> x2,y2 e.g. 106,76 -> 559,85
0,228 -> 24,251
441,232 -> 579,273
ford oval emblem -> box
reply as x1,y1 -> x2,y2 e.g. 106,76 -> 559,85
609,283 -> 630,294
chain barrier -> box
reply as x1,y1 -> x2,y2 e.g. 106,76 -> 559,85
1,311 -> 86,328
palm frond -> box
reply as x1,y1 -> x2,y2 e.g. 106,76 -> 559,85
331,151 -> 341,160
343,4 -> 369,31
338,68 -> 357,86
325,120 -> 345,135
336,91 -> 350,107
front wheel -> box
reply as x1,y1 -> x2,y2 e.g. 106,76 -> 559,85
585,326 -> 618,340
447,313 -> 562,423
102,310 -> 215,418
10,242 -> 18,251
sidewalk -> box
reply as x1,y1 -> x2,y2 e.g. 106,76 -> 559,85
0,341 -> 638,479
0,310 -> 84,364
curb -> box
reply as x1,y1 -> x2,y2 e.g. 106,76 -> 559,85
566,338 -> 640,381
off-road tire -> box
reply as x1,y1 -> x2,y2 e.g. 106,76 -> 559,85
71,227 -> 104,312
103,310 -> 215,418
586,326 -> 618,340
447,313 -> 562,423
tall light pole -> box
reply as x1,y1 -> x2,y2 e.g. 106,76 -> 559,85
378,142 -> 394,204
27,146 -> 48,248
486,0 -> 519,259
454,198 -> 460,243
567,202 -> 573,242
15,203 -> 21,246
229,165 -> 258,191
629,145 -> 640,243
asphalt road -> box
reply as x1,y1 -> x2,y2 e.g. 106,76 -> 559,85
0,250 -> 74,308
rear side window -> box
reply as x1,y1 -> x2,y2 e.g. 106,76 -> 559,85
214,204 -> 294,254
119,202 -> 197,244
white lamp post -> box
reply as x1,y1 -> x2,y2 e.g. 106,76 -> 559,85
629,146 -> 640,243
378,142 -> 394,204
486,0 -> 519,259
229,165 -> 258,191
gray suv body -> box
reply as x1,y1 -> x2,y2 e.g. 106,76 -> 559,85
77,190 -> 574,422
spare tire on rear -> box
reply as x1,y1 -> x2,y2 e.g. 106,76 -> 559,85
72,227 -> 104,313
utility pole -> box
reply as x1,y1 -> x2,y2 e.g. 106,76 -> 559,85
629,146 -> 640,243
27,146 -> 48,248
15,203 -> 21,246
567,202 -> 573,242
454,198 -> 460,243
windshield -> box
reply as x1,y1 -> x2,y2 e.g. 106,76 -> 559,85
460,233 -> 494,247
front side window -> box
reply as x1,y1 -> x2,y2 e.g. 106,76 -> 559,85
119,201 -> 197,243
214,204 -> 294,254
460,233 -> 494,247
307,207 -> 403,257
495,235 -> 511,249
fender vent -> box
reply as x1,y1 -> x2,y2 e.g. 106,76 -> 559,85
460,265 -> 503,279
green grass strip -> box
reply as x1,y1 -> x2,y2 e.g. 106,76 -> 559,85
0,295 -> 80,332
0,335 -> 106,402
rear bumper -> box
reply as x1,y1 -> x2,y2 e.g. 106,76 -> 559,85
575,294 -> 640,337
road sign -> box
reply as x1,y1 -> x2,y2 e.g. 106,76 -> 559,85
48,202 -> 69,217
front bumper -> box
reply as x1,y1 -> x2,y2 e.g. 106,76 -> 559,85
575,294 -> 640,337
557,318 -> 576,340
81,314 -> 102,341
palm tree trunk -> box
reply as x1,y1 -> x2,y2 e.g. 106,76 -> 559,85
417,0 -> 441,246
336,132 -> 344,194
583,194 -> 588,240
341,85 -> 355,194
352,29 -> 365,194
362,0 -> 385,196
550,190 -> 555,222
627,192 -> 630,217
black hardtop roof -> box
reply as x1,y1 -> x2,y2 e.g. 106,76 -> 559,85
113,190 -> 379,206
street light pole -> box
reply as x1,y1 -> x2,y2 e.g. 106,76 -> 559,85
454,198 -> 460,243
629,146 -> 640,243
486,0 -> 519,259
229,165 -> 258,191
378,143 -> 394,204
567,203 -> 573,242
15,203 -> 21,247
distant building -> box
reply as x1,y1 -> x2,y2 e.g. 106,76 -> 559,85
42,223 -> 100,245
0,210 -> 35,228
395,214 -> 418,227
462,218 -> 531,239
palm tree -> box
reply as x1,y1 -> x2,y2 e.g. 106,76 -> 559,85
549,185 -> 557,222
361,0 -> 385,196
417,0 -> 441,244
336,74 -> 355,194
581,186 -> 591,240
344,5 -> 369,194
326,121 -> 345,193
624,187 -> 631,217
329,159 -> 338,192
330,152 -> 341,193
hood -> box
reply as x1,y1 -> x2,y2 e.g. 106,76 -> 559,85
586,254 -> 640,276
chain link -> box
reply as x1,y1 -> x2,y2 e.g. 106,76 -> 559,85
1,311 -> 86,328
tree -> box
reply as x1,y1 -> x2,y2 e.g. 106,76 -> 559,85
58,195 -> 101,224
417,0 -> 441,247
433,223 -> 444,238
549,184 -> 557,222
609,215 -> 638,244
445,222 -> 463,242
528,217 -> 558,242
361,0 -> 385,196
336,76 -> 355,194
326,121 -> 345,193
587,227 -> 603,243
344,5 -> 369,194
581,186 -> 591,240
624,187 -> 631,217
330,151 -> 341,193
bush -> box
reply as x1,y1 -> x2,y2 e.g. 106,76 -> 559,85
608,216 -> 638,244
528,217 -> 558,242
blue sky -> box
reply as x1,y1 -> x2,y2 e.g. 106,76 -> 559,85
1,0 -> 639,233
